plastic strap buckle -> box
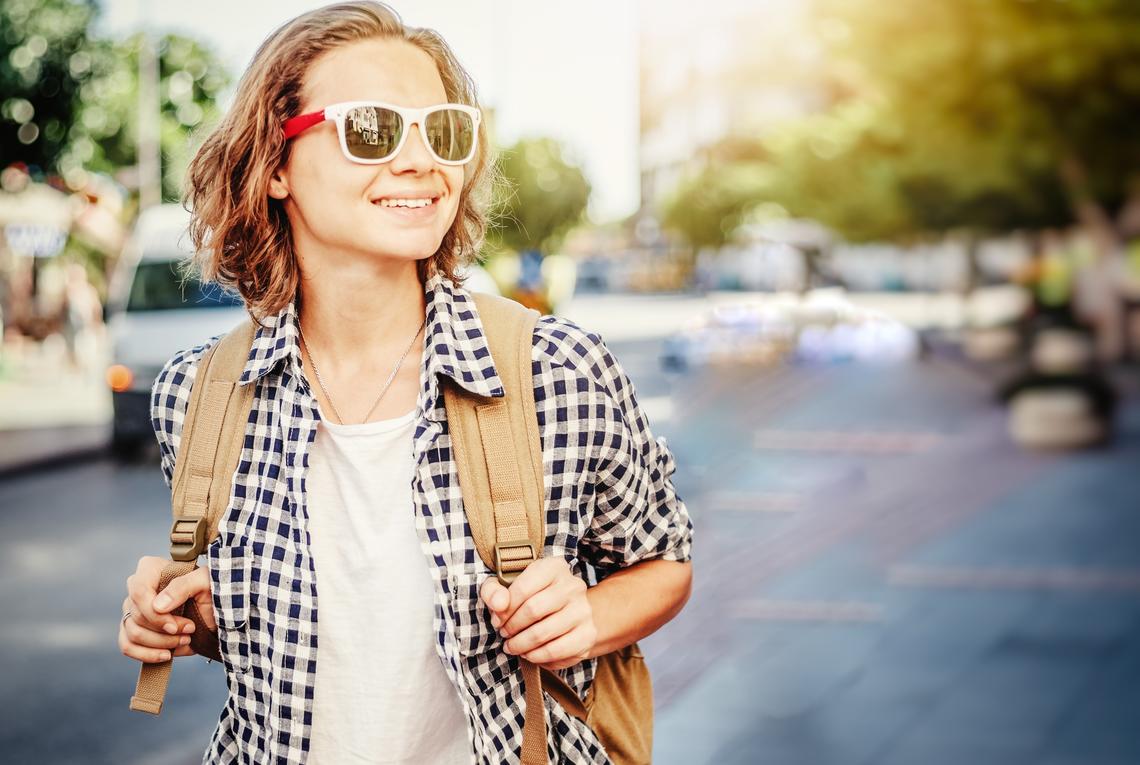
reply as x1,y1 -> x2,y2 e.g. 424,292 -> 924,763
494,542 -> 535,586
169,516 -> 207,562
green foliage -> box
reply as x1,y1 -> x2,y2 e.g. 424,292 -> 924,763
0,0 -> 97,172
72,33 -> 230,200
1,0 -> 230,201
788,0 -> 1140,240
661,157 -> 775,250
488,138 -> 590,255
663,0 -> 1140,247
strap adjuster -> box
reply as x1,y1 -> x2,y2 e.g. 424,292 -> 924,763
494,542 -> 535,586
169,516 -> 207,562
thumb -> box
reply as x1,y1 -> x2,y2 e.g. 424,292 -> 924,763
480,576 -> 510,613
153,569 -> 209,613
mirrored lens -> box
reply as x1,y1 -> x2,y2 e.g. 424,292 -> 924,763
344,106 -> 402,160
425,108 -> 476,162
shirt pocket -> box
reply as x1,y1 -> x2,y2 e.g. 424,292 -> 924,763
447,566 -> 500,659
208,539 -> 253,675
448,566 -> 518,699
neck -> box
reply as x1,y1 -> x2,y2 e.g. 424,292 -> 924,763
296,249 -> 428,369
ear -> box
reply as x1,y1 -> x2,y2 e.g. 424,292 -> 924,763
268,165 -> 290,201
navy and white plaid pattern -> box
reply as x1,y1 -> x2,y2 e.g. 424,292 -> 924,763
150,271 -> 693,764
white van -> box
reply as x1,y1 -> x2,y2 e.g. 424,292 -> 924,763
104,204 -> 245,456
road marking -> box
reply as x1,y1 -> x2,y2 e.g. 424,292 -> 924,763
730,599 -> 885,623
888,564 -> 1140,593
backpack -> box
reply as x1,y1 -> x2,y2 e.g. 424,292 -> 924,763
129,292 -> 654,765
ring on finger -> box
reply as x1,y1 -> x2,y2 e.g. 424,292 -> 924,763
122,610 -> 133,627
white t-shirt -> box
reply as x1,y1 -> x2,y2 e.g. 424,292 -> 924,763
305,409 -> 471,764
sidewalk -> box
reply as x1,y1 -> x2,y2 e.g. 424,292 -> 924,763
0,341 -> 112,474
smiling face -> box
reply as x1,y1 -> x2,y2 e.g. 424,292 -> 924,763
268,37 -> 466,272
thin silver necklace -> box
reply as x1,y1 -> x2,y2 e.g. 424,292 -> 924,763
299,317 -> 426,425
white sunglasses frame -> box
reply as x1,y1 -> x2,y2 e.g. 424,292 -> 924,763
287,101 -> 482,166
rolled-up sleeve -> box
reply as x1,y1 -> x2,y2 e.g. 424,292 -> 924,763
566,324 -> 694,578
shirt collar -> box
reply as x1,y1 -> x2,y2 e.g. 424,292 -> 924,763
238,271 -> 506,405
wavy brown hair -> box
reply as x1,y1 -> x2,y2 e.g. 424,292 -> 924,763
183,1 -> 494,318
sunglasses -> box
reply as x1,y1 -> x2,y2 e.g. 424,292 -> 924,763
282,101 -> 481,165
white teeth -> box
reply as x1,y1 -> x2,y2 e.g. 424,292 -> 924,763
378,197 -> 436,208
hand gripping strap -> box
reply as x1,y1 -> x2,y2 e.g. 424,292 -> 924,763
130,319 -> 257,715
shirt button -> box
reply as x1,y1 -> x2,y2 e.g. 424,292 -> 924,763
430,540 -> 446,556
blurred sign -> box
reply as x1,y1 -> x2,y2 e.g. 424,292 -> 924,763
4,223 -> 68,258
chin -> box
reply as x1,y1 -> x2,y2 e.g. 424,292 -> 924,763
368,239 -> 443,263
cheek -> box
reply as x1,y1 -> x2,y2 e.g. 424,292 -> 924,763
289,141 -> 369,205
442,169 -> 466,225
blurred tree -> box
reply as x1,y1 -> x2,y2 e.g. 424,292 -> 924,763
489,137 -> 590,256
73,33 -> 230,200
783,0 -> 1140,247
1,0 -> 229,201
0,0 -> 96,176
665,0 -> 1140,302
660,157 -> 772,252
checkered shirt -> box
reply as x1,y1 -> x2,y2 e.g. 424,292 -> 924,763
150,271 -> 694,764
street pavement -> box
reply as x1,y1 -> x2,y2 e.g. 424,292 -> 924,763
647,353 -> 1140,765
1,299 -> 1138,764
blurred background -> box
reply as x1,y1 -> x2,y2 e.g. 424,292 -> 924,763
2,0 -> 1140,762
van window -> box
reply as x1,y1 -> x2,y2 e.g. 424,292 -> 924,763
126,261 -> 243,311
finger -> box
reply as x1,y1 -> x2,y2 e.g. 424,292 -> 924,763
128,594 -> 197,637
520,624 -> 595,668
499,559 -> 564,624
123,617 -> 192,651
149,568 -> 212,634
153,567 -> 211,615
504,607 -> 578,656
126,565 -> 172,633
127,561 -> 191,635
500,586 -> 565,638
118,635 -> 174,664
479,576 -> 510,617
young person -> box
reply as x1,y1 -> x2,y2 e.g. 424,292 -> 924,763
117,3 -> 693,763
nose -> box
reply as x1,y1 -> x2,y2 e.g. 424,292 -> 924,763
388,121 -> 435,173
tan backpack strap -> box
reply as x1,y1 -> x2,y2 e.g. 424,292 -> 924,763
130,319 -> 257,715
443,293 -> 549,763
444,293 -> 544,583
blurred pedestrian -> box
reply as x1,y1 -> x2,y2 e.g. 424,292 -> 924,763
117,3 -> 693,764
60,262 -> 102,374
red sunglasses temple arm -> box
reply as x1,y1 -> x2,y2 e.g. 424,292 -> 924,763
282,110 -> 327,140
